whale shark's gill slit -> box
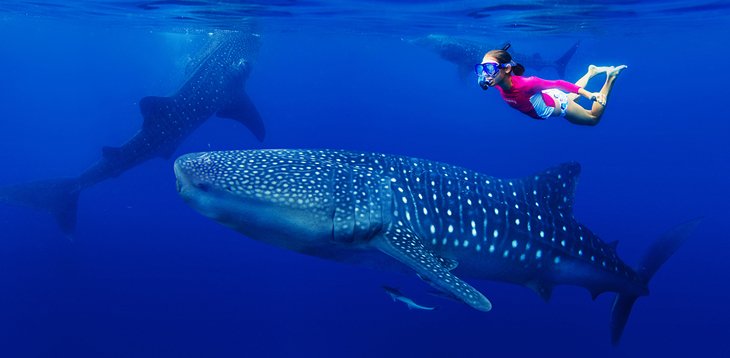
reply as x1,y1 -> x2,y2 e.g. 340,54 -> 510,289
328,201 -> 336,243
403,168 -> 420,231
348,168 -> 358,242
435,171 -> 447,235
328,162 -> 337,243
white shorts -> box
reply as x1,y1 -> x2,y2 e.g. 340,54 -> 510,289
529,89 -> 569,119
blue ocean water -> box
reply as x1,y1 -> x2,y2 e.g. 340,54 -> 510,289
1,1 -> 729,357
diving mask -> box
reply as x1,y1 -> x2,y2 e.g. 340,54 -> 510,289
474,62 -> 505,77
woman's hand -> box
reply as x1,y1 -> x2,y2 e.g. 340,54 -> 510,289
590,92 -> 606,106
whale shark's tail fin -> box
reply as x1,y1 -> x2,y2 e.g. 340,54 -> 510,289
610,218 -> 702,345
0,178 -> 82,234
554,42 -> 579,78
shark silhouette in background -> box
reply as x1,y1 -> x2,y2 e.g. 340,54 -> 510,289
0,31 -> 266,234
408,34 -> 579,79
174,149 -> 700,345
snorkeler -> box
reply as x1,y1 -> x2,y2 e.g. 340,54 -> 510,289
476,44 -> 626,126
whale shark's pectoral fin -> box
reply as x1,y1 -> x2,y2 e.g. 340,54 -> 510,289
102,146 -> 122,161
139,96 -> 175,131
217,90 -> 265,142
525,280 -> 554,302
372,228 -> 492,312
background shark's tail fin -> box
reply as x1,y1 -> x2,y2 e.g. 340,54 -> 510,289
610,218 -> 702,345
554,42 -> 579,78
0,178 -> 82,234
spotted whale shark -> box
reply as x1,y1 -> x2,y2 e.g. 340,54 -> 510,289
408,34 -> 579,78
174,149 -> 698,344
0,31 -> 265,234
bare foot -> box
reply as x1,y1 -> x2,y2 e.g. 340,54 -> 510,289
588,65 -> 612,77
608,65 -> 628,78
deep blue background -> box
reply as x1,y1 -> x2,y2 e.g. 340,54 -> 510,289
1,14 -> 729,357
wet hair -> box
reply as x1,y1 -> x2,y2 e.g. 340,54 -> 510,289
485,44 -> 525,76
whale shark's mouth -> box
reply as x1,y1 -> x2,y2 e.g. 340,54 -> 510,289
173,158 -> 199,199
175,178 -> 207,195
174,152 -> 216,193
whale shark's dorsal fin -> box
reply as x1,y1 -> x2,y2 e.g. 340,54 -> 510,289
373,225 -> 492,312
217,89 -> 265,142
522,162 -> 581,215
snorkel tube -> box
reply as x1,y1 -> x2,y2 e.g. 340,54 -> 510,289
478,42 -> 513,90
478,74 -> 490,90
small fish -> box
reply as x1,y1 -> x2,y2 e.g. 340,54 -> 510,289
383,286 -> 436,311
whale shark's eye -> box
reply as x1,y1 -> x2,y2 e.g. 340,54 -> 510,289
195,182 -> 210,192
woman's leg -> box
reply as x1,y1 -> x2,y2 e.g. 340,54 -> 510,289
567,65 -> 612,102
563,101 -> 599,126
593,65 -> 626,110
564,65 -> 627,126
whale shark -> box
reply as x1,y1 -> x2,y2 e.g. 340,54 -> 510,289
408,34 -> 579,78
0,31 -> 265,234
174,149 -> 699,344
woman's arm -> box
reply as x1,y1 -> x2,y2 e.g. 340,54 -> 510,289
525,77 -> 606,105
527,77 -> 581,93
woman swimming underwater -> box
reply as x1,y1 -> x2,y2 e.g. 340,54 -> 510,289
477,44 -> 626,126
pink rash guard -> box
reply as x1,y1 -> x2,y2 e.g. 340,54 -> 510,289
494,76 -> 581,119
